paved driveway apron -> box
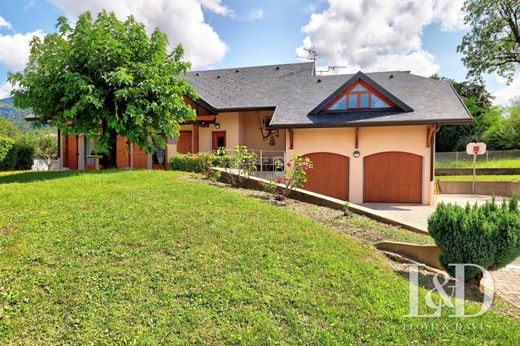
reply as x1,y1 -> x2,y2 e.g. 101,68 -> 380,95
363,194 -> 520,308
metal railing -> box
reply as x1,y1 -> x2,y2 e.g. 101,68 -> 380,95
221,148 -> 285,172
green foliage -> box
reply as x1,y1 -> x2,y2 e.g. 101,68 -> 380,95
169,153 -> 201,172
431,76 -> 502,152
484,103 -> 520,149
214,146 -> 257,187
263,155 -> 314,200
428,196 -> 520,282
0,118 -> 22,141
458,0 -> 520,83
29,132 -> 58,161
0,170 -> 519,343
0,137 -> 34,171
8,11 -> 197,166
14,142 -> 35,170
0,137 -> 16,171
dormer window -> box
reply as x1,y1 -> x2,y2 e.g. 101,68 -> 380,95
325,81 -> 393,111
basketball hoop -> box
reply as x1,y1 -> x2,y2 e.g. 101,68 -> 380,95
466,142 -> 487,194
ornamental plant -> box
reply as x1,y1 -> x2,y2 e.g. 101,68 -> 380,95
215,146 -> 257,188
262,155 -> 313,200
428,196 -> 520,286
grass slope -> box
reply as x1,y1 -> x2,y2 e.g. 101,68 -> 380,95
438,175 -> 520,182
0,171 -> 518,344
436,159 -> 520,169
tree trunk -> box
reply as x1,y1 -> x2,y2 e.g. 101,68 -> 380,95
100,119 -> 118,169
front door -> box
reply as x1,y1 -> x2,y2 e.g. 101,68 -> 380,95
177,131 -> 193,154
85,138 -> 96,170
65,135 -> 78,170
212,131 -> 226,151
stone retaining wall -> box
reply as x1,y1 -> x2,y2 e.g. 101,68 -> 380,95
438,181 -> 520,197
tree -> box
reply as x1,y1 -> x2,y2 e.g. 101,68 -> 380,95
29,132 -> 58,167
458,0 -> 520,83
0,118 -> 23,141
8,11 -> 197,168
430,75 -> 500,151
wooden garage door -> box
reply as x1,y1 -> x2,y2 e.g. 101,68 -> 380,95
363,152 -> 422,204
303,152 -> 349,200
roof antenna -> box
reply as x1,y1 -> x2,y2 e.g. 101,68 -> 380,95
297,46 -> 319,76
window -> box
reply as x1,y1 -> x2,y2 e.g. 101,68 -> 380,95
324,81 -> 393,111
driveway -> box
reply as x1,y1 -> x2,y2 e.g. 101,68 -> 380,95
363,194 -> 520,308
363,194 -> 505,231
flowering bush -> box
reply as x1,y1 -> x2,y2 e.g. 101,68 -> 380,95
262,155 -> 313,200
215,146 -> 257,187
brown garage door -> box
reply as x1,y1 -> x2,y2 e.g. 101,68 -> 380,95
303,152 -> 349,200
363,151 -> 422,204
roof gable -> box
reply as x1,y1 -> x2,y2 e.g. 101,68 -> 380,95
309,71 -> 413,115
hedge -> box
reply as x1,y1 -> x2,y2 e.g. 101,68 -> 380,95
428,196 -> 520,283
0,137 -> 35,171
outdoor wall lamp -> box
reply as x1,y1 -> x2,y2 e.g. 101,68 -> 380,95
214,123 -> 221,129
353,150 -> 361,158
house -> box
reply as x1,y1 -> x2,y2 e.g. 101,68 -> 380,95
55,62 -> 472,205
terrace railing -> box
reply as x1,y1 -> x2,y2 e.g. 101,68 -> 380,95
224,148 -> 285,172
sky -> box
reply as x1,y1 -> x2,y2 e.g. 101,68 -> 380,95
0,0 -> 518,105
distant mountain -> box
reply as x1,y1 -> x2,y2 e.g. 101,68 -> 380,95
0,98 -> 34,132
0,97 -> 27,119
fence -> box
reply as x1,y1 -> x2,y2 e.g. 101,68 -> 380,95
220,148 -> 285,172
435,150 -> 520,168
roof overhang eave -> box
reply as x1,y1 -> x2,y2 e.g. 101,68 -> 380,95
268,118 -> 473,129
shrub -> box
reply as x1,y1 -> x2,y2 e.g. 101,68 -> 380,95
14,142 -> 35,170
214,146 -> 256,187
169,154 -> 201,173
428,196 -> 520,284
0,137 -> 17,171
262,155 -> 313,200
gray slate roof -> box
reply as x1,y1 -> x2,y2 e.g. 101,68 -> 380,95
185,62 -> 472,128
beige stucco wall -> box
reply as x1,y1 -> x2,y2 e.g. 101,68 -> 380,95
238,110 -> 285,153
173,110 -> 284,155
285,125 -> 433,205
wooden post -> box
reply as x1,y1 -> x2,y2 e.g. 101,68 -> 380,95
194,123 -> 200,153
355,127 -> 359,149
288,129 -> 294,150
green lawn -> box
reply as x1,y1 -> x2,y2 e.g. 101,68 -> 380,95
437,175 -> 520,182
436,158 -> 520,169
0,170 -> 519,344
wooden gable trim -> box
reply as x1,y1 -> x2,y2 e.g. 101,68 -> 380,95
323,79 -> 397,111
426,125 -> 436,148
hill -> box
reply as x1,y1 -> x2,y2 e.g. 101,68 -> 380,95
0,97 -> 37,132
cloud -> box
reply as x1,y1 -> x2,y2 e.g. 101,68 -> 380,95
0,81 -> 12,99
196,0 -> 235,17
0,30 -> 45,71
49,0 -> 231,68
493,73 -> 520,106
240,9 -> 264,21
0,16 -> 12,30
24,0 -> 36,9
296,0 -> 466,77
